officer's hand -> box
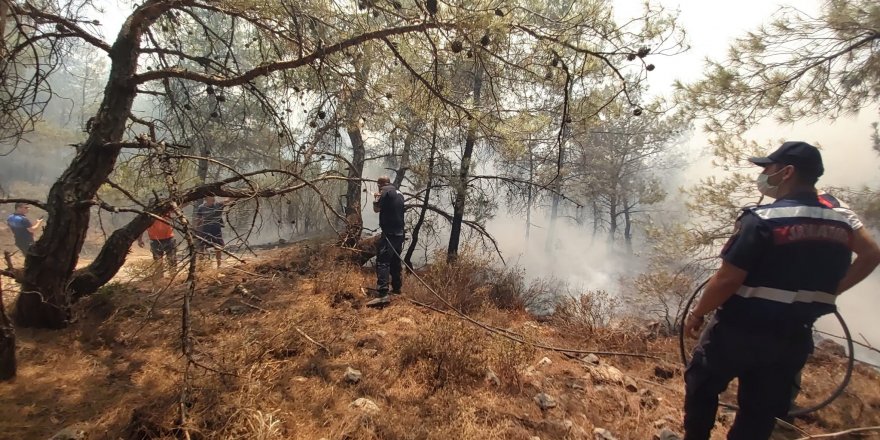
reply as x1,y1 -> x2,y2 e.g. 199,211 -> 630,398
684,313 -> 705,339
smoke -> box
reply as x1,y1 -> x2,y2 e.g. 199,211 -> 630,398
815,269 -> 880,366
485,206 -> 645,296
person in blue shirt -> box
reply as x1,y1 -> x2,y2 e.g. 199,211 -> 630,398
6,203 -> 43,254
682,142 -> 858,440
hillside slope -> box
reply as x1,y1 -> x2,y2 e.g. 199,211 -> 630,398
1,241 -> 878,440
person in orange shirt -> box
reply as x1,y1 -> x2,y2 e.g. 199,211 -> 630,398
137,214 -> 177,276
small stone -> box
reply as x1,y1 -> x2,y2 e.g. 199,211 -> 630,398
640,390 -> 660,409
292,376 -> 308,382
530,437 -> 541,440
654,365 -> 675,380
486,369 -> 501,387
537,356 -> 553,367
397,317 -> 414,326
568,381 -> 586,391
655,429 -> 682,440
350,397 -> 380,415
582,354 -> 600,365
344,366 -> 362,384
50,426 -> 87,440
362,348 -> 378,357
624,376 -> 639,393
374,330 -> 388,338
593,427 -> 618,440
533,392 -> 557,410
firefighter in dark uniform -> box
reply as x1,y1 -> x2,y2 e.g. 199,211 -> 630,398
366,176 -> 405,307
683,142 -> 855,440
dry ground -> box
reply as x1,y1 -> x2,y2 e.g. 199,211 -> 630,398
1,240 -> 878,440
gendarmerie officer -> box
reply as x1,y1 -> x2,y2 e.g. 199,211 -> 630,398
682,142 -> 854,440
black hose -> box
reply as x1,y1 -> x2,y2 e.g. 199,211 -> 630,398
678,279 -> 855,416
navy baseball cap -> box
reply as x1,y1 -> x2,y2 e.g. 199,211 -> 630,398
748,141 -> 824,179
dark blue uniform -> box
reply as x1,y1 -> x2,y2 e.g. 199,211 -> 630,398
684,192 -> 853,440
373,184 -> 405,295
195,202 -> 225,248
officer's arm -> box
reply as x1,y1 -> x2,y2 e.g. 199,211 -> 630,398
690,261 -> 748,317
373,192 -> 383,213
836,227 -> 880,294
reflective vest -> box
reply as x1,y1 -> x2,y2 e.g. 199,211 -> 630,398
718,196 -> 853,328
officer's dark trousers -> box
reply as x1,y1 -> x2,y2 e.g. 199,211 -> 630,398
684,318 -> 812,440
376,233 -> 404,295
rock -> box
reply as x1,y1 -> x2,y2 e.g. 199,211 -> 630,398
640,389 -> 659,409
485,369 -> 501,387
654,365 -> 676,380
653,415 -> 677,428
588,364 -> 624,385
397,317 -> 414,326
593,427 -> 618,440
582,353 -> 600,365
568,380 -> 586,391
343,366 -> 362,384
537,357 -> 553,367
533,392 -> 557,410
350,397 -> 380,415
50,426 -> 87,440
816,339 -> 846,357
624,376 -> 639,393
530,437 -> 541,440
361,348 -> 378,357
655,429 -> 682,440
374,330 -> 388,338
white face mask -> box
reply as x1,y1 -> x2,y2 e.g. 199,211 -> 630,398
756,167 -> 786,198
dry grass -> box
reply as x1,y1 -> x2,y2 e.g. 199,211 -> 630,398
1,240 -> 879,440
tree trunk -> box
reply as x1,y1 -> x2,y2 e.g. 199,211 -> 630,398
0,1 -> 8,56
392,121 -> 418,190
592,201 -> 600,239
14,4 -> 171,328
545,124 -> 569,253
623,200 -> 633,255
341,59 -> 370,247
0,277 -> 15,381
69,212 -> 155,299
405,118 -> 438,267
608,196 -> 618,245
447,63 -> 483,263
193,145 -> 210,216
525,144 -> 534,243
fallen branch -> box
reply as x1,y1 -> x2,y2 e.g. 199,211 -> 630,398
795,425 -> 880,439
295,327 -> 329,354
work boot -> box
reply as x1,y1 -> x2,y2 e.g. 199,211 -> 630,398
366,296 -> 390,308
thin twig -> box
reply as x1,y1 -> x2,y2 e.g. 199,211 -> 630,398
239,301 -> 267,313
295,327 -> 329,354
